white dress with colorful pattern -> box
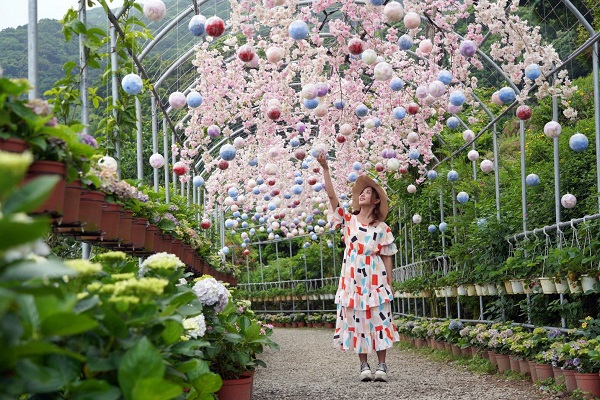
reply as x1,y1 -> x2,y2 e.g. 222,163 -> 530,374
329,205 -> 400,353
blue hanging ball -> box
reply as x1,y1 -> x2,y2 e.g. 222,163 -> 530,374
447,170 -> 459,182
439,222 -> 447,232
241,213 -> 248,220
449,90 -> 466,106
457,191 -> 470,204
186,91 -> 203,108
256,177 -> 264,185
224,219 -> 235,229
398,34 -> 413,50
290,137 -> 300,147
437,70 -> 453,85
263,194 -> 271,201
303,242 -> 310,248
221,246 -> 230,254
311,234 -> 318,241
372,117 -> 381,128
569,133 -> 589,152
252,187 -> 260,195
289,20 -> 309,40
498,87 -> 516,104
328,242 -> 333,248
334,100 -> 345,110
301,161 -> 309,169
313,182 -> 323,192
352,162 -> 362,171
248,158 -> 258,166
232,211 -> 240,218
121,73 -> 143,95
192,176 -> 204,187
526,173 -> 540,187
292,184 -> 303,195
348,172 -> 358,182
188,15 -> 206,36
446,117 -> 460,130
390,78 -> 404,91
249,228 -> 256,235
228,187 -> 239,198
284,192 -> 291,199
408,149 -> 420,160
428,224 -> 437,233
525,64 -> 541,80
393,106 -> 406,120
306,215 -> 314,223
355,103 -> 369,117
267,228 -> 272,233
268,202 -> 277,211
476,218 -> 487,227
307,225 -> 314,232
427,170 -> 438,180
318,219 -> 326,226
303,98 -> 319,109
294,177 -> 303,184
219,144 -> 237,161
294,171 -> 302,177
369,0 -> 384,5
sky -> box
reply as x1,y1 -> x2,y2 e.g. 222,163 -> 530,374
0,0 -> 124,30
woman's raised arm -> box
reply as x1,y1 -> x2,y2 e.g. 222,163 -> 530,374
317,153 -> 339,211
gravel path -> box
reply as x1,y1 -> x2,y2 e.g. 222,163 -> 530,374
253,328 -> 547,400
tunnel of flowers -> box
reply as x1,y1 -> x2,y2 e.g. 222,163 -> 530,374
2,0 -> 600,398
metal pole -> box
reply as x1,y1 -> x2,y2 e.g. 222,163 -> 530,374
479,296 -> 484,320
163,118 -> 170,203
422,297 -> 426,317
451,184 -> 457,242
151,96 -> 159,192
136,98 -> 143,180
82,243 -> 92,260
404,204 -> 409,265
259,243 -> 264,284
445,296 -> 449,319
594,42 -> 600,213
492,124 -> 501,221
27,0 -> 38,100
439,190 -> 445,253
110,25 -> 120,178
457,296 -> 461,319
520,120 -> 527,233
172,132 -> 177,190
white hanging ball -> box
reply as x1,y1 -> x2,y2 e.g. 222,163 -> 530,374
169,91 -> 187,109
407,184 -> 417,194
467,150 -> 480,161
247,179 -> 257,189
301,83 -> 318,100
233,137 -> 246,149
268,147 -> 279,158
224,197 -> 235,206
268,233 -> 275,240
98,156 -> 118,171
384,1 -> 404,22
386,158 -> 400,171
463,129 -> 475,142
404,12 -> 420,29
340,123 -> 353,136
314,104 -> 328,117
231,204 -> 239,213
561,193 -> 577,209
149,153 -> 165,169
428,80 -> 446,98
143,0 -> 166,21
412,214 -> 422,224
415,85 -> 429,98
362,49 -> 378,65
407,131 -> 419,143
356,137 -> 368,148
480,159 -> 494,173
266,47 -> 285,63
264,163 -> 278,175
373,62 -> 393,81
544,121 -> 562,139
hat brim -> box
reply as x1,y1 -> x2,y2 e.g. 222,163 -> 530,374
351,175 -> 389,221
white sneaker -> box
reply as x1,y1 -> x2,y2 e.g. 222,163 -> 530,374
360,362 -> 372,382
374,363 -> 388,382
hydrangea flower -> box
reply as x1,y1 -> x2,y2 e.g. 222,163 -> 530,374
64,259 -> 103,275
141,252 -> 185,271
449,320 -> 463,331
95,251 -> 128,264
192,276 -> 230,313
183,314 -> 207,338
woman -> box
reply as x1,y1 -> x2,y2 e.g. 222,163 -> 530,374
318,154 -> 399,382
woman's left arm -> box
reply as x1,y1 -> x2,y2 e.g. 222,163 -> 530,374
381,255 -> 393,286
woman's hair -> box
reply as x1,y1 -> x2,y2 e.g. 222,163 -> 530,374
352,186 -> 380,225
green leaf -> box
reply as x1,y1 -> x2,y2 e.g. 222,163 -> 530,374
157,218 -> 176,231
0,218 -> 50,252
191,372 -> 222,398
160,291 -> 197,317
0,260 -> 77,282
118,337 -> 165,400
161,320 -> 184,345
70,379 -> 121,400
132,377 -> 181,400
0,287 -> 15,317
15,341 -> 85,362
41,312 -> 97,336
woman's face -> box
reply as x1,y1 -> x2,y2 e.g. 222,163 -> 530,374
358,187 -> 380,207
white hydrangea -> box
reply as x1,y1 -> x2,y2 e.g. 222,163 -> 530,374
192,277 -> 230,313
183,314 -> 207,338
140,252 -> 185,274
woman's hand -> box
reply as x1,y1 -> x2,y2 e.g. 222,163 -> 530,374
317,153 -> 328,170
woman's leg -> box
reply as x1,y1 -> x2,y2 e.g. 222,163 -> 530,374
376,349 -> 386,364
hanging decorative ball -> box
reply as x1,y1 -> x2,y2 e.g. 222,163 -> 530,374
403,12 -> 421,29
449,90 -> 466,106
407,184 -> 417,193
467,149 -> 480,161
427,170 -> 438,180
314,104 -> 328,118
303,98 -> 319,109
569,133 -> 589,152
290,137 -> 301,147
339,123 -> 353,136
193,176 -> 205,187
233,137 -> 246,149
456,191 -> 469,204
412,214 -> 422,224
390,77 -> 404,91
561,193 -> 577,209
544,121 -> 562,138
419,39 -> 433,54
357,137 -> 369,148
98,155 -> 118,171
219,144 -> 237,161
398,34 -> 413,50
498,87 -> 516,104
186,91 -> 203,108
333,100 -> 345,110
459,40 -> 477,57
205,16 -> 225,37
347,38 -> 365,55
355,103 -> 369,117
352,162 -> 362,171
428,80 -> 446,98
447,170 -> 459,181
361,49 -> 378,65
266,106 -> 281,120
437,70 -> 453,85
428,224 -> 437,233
348,172 -> 358,182
168,91 -> 186,109
264,163 -> 278,175
369,0 -> 384,6
462,130 -> 475,142
387,158 -> 400,171
480,159 -> 494,173
294,149 -> 306,160
143,0 -> 166,21
447,104 -> 462,114
363,118 -> 376,129
200,219 -> 211,229
491,91 -> 504,106
149,153 -> 164,169
301,83 -> 318,100
188,14 -> 206,36
218,160 -> 229,170
121,73 -> 143,95
289,20 -> 309,40
237,44 -> 255,62
267,147 -> 279,158
292,185 -> 303,195
516,105 -> 532,120
316,83 -> 329,97
415,85 -> 428,98
266,46 -> 284,64
525,64 -> 541,80
384,1 -> 404,22
173,161 -> 189,176
207,125 -> 221,138
526,173 -> 540,186
408,149 -> 420,160
375,162 -> 385,172
407,131 -> 419,143
374,62 -> 393,81
446,116 -> 460,129
296,122 -> 306,134
439,222 -> 447,232
393,106 -> 407,119
407,103 -> 419,115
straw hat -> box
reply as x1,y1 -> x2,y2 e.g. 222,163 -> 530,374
351,175 -> 389,221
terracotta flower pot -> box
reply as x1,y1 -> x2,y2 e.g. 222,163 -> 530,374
509,355 -> 520,373
100,202 -> 122,241
162,235 -> 173,254
574,372 -> 600,397
144,224 -> 159,252
494,353 -> 511,373
553,366 -> 565,385
562,369 -> 577,392
79,190 -> 105,232
518,359 -> 531,377
171,239 -> 183,259
130,218 -> 147,249
535,363 -> 554,381
118,210 -> 134,245
60,180 -> 84,225
25,160 -> 66,217
528,361 -> 538,382
0,137 -> 29,153
215,375 -> 253,400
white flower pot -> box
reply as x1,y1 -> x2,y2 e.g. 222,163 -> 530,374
510,279 -> 525,294
538,277 -> 557,294
434,289 -> 442,297
449,286 -> 458,297
504,281 -> 515,295
581,275 -> 597,292
567,277 -> 582,294
487,283 -> 497,295
474,284 -> 484,296
554,278 -> 569,294
481,285 -> 490,296
394,290 -> 401,298
421,290 -> 431,298
457,285 -> 467,296
466,284 -> 477,296
523,280 -> 534,294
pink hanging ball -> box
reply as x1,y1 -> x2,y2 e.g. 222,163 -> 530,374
491,91 -> 504,106
561,193 -> 577,209
428,81 -> 446,98
340,123 -> 353,136
403,12 -> 421,29
480,159 -> 494,173
169,91 -> 187,109
384,1 -> 405,23
237,44 -> 255,62
447,104 -> 462,114
143,0 -> 166,22
544,121 -> 562,138
419,39 -> 433,54
266,47 -> 284,63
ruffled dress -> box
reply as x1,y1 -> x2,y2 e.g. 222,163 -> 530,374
329,205 -> 400,353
